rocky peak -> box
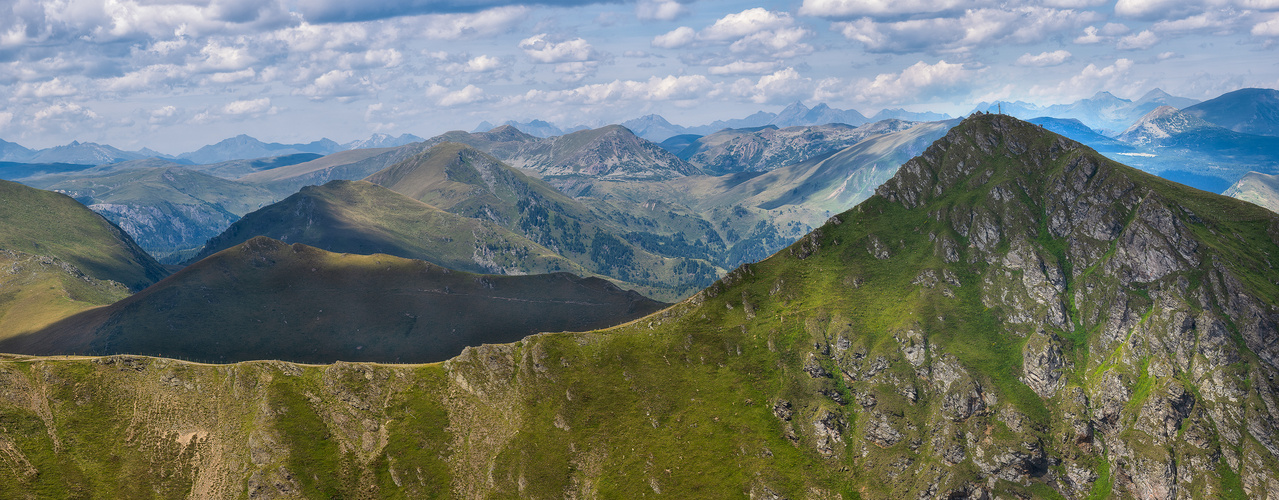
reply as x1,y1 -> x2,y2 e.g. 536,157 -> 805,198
1116,105 -> 1216,146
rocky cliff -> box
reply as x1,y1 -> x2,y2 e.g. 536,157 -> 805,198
1,114 -> 1277,498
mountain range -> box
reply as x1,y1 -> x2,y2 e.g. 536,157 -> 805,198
973,88 -> 1201,134
1,114 -> 1277,497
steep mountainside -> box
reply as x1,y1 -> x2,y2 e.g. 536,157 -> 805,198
188,180 -> 586,276
2,114 -> 1277,498
1225,171 -> 1279,213
0,250 -> 130,340
0,179 -> 167,291
0,138 -> 33,161
680,120 -> 917,175
1116,106 -> 1216,146
2,237 -> 666,364
499,125 -> 700,185
36,167 -> 278,263
1182,87 -> 1279,137
366,143 -> 721,300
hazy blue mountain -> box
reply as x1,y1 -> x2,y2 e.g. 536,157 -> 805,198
341,133 -> 424,150
972,88 -> 1200,134
0,161 -> 94,180
657,133 -> 702,154
178,134 -> 342,164
1027,117 -> 1135,153
870,108 -> 952,121
0,139 -> 34,162
1182,87 -> 1279,137
620,114 -> 688,142
28,141 -> 146,165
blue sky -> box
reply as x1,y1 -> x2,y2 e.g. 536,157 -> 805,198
2,0 -> 1278,153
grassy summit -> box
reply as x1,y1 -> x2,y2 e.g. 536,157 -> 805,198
0,114 -> 1277,497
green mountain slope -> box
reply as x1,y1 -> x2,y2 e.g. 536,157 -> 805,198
239,144 -> 428,196
1225,171 -> 1279,213
366,142 -> 722,301
188,180 -> 586,275
0,250 -> 130,340
2,236 -> 666,364
1,114 -> 1278,497
0,179 -> 167,291
34,167 -> 277,262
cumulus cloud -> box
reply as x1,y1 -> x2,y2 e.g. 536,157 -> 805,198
223,98 -> 274,115
652,26 -> 696,48
31,102 -> 101,134
799,0 -> 987,18
1074,23 -> 1131,44
1255,14 -> 1279,36
650,8 -> 812,59
295,0 -> 595,23
13,78 -> 78,100
709,60 -> 782,75
437,85 -> 485,106
519,34 -> 596,63
1016,50 -> 1072,66
851,60 -> 974,104
295,70 -> 373,101
1117,30 -> 1159,49
148,105 -> 180,125
1031,58 -> 1135,98
730,68 -> 814,104
448,55 -> 507,73
835,7 -> 1098,54
416,6 -> 529,40
520,74 -> 715,105
636,0 -> 690,21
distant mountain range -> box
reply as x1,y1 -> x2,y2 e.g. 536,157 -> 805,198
972,88 -> 1200,134
1182,88 -> 1279,137
480,102 -> 952,143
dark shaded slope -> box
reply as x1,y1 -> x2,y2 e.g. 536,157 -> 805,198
1182,87 -> 1279,136
4,237 -> 666,364
188,180 -> 585,276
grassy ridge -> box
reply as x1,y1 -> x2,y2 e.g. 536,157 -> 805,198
0,179 -> 167,291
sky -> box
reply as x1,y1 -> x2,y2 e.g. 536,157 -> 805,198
1,0 -> 1278,153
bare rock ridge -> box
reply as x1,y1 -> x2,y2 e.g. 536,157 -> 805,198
0,113 -> 1277,498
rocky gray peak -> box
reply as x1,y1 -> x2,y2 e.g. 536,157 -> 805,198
1117,105 -> 1217,146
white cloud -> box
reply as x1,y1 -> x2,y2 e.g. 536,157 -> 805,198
731,67 -> 813,104
197,41 -> 256,72
1153,12 -> 1244,33
1031,58 -> 1135,98
520,75 -> 715,105
418,6 -> 528,40
13,78 -> 78,99
223,98 -> 272,115
338,49 -> 403,70
31,102 -> 101,133
853,60 -> 973,103
204,68 -> 256,83
650,8 -> 811,58
295,70 -> 371,101
652,26 -> 696,48
709,60 -> 782,75
1074,23 -> 1130,44
148,105 -> 180,125
437,85 -> 485,107
519,34 -> 595,63
835,7 -> 1098,53
1117,30 -> 1159,49
1252,13 -> 1279,36
1114,0 -> 1191,19
1016,50 -> 1072,66
448,55 -> 506,73
799,0 -> 987,18
701,8 -> 793,41
636,0 -> 689,21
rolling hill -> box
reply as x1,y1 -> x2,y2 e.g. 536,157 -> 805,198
239,143 -> 428,196
1,114 -> 1277,498
188,180 -> 587,276
1,236 -> 666,364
